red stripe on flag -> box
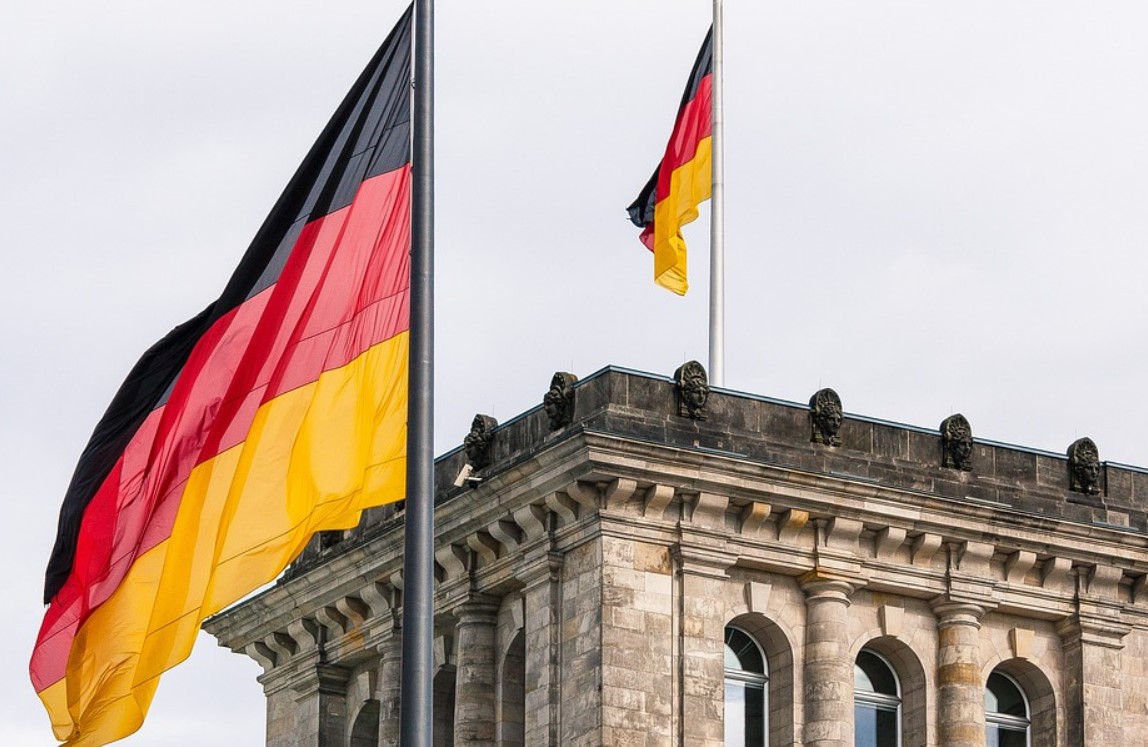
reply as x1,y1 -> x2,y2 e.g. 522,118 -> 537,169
655,73 -> 713,201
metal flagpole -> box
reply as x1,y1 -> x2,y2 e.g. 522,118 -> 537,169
709,0 -> 725,387
402,0 -> 435,743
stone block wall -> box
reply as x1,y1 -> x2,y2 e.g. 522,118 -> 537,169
599,537 -> 674,746
559,540 -> 603,745
1122,628 -> 1148,742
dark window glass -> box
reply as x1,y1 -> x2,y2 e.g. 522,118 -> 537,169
725,627 -> 765,674
725,681 -> 766,747
985,671 -> 1030,747
854,650 -> 899,747
985,673 -> 1027,718
855,651 -> 898,696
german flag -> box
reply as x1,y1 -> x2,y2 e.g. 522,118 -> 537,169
30,7 -> 413,745
628,26 -> 714,296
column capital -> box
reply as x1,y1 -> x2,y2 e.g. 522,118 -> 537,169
258,650 -> 329,696
375,631 -> 403,658
930,598 -> 987,629
673,542 -> 736,579
799,569 -> 857,604
455,593 -> 501,625
1056,613 -> 1131,650
517,550 -> 563,591
292,662 -> 352,698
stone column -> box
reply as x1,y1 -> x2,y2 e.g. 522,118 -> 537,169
932,601 -> 986,747
1057,615 -> 1129,746
800,574 -> 856,747
377,634 -> 403,746
453,596 -> 500,746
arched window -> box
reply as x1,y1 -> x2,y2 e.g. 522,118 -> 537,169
498,630 -> 526,746
854,649 -> 900,747
433,664 -> 455,747
986,671 -> 1030,747
724,626 -> 767,747
349,699 -> 380,747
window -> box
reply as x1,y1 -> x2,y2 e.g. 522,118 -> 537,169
724,626 -> 767,747
986,671 -> 1030,747
349,699 -> 380,747
498,630 -> 525,746
854,650 -> 900,747
433,665 -> 455,747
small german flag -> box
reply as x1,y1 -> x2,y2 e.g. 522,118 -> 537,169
628,26 -> 714,296
31,7 -> 412,746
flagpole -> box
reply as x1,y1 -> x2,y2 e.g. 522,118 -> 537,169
709,0 -> 725,386
402,0 -> 435,743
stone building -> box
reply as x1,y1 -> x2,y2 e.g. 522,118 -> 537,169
205,365 -> 1148,746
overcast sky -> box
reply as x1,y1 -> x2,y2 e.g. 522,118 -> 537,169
4,1 -> 1148,744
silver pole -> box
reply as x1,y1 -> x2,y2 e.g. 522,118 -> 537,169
401,0 -> 434,744
709,0 -> 725,386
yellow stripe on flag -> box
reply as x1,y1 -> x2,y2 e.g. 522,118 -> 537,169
652,135 -> 713,296
44,332 -> 408,746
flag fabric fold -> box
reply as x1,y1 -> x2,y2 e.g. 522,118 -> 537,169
31,7 -> 413,745
627,26 -> 715,296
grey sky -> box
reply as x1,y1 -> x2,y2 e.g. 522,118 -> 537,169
3,1 -> 1148,743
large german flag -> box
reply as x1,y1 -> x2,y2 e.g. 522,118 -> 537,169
30,8 -> 413,746
627,27 -> 714,296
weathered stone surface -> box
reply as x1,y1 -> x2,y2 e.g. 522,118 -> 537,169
933,602 -> 987,747
205,367 -> 1148,747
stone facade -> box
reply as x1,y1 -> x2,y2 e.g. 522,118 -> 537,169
205,367 -> 1148,746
